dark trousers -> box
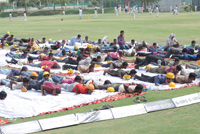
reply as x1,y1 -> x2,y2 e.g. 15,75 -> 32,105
135,74 -> 155,83
135,55 -> 163,68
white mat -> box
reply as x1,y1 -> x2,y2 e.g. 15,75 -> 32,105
0,86 -> 118,119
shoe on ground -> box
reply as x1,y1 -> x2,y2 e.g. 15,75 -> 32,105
133,97 -> 140,103
141,96 -> 147,102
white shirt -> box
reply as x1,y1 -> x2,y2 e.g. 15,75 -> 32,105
9,13 -> 12,17
70,36 -> 83,46
79,9 -> 82,15
24,13 -> 26,17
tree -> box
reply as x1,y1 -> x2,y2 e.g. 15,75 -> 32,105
0,2 -> 9,12
60,0 -> 70,9
48,0 -> 60,10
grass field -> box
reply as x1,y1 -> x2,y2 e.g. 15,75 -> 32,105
1,12 -> 200,134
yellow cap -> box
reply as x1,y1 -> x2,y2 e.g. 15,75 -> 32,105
198,61 -> 200,65
30,72 -> 38,77
106,87 -> 115,93
95,64 -> 101,68
7,31 -> 10,35
5,44 -> 9,47
67,69 -> 74,74
106,61 -> 112,64
169,82 -> 176,87
74,46 -> 78,49
87,84 -> 94,90
48,39 -> 52,41
21,86 -> 27,92
40,53 -> 45,56
145,65 -> 151,70
14,44 -> 18,47
16,50 -> 20,53
41,65 -> 46,69
166,73 -> 175,79
123,75 -> 131,80
60,57 -> 63,60
87,44 -> 92,48
35,46 -> 40,50
43,71 -> 50,76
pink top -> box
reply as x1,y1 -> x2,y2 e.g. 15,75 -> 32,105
62,78 -> 82,84
39,55 -> 50,61
165,66 -> 179,75
108,52 -> 119,59
43,82 -> 61,94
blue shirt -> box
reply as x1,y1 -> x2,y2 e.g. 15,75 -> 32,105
149,47 -> 157,53
154,75 -> 166,85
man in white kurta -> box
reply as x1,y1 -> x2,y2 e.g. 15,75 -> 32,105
79,8 -> 82,19
9,12 -> 12,22
94,8 -> 97,18
24,11 -> 27,22
115,7 -> 118,16
156,6 -> 159,17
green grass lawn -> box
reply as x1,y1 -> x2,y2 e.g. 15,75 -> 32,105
1,12 -> 200,133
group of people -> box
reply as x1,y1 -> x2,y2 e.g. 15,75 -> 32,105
0,30 -> 199,101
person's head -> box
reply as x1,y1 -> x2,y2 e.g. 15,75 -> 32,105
57,42 -> 61,48
43,71 -> 50,80
119,50 -> 123,57
77,56 -> 82,61
19,40 -> 23,44
28,56 -> 33,64
80,48 -> 84,53
166,72 -> 175,83
104,80 -> 112,85
42,37 -> 46,42
174,57 -> 180,65
44,67 -> 50,73
77,34 -> 81,39
62,40 -> 66,44
48,53 -> 54,59
113,39 -> 117,44
197,54 -> 200,60
31,38 -> 34,42
95,47 -> 101,53
188,49 -> 194,55
170,33 -> 175,39
52,88 -> 61,96
134,84 -> 143,94
131,39 -> 135,44
129,69 -> 137,77
122,62 -> 128,68
87,88 -> 93,94
27,45 -> 31,51
85,36 -> 88,41
142,41 -> 146,45
44,47 -> 49,52
98,39 -> 101,44
182,48 -> 187,54
62,50 -> 66,56
75,75 -> 82,83
23,77 -> 30,85
191,40 -> 196,47
113,46 -> 118,52
23,51 -> 28,57
52,64 -> 60,69
176,65 -> 182,71
89,64 -> 95,72
21,66 -> 28,72
11,35 -> 14,38
0,91 -> 7,100
97,56 -> 101,62
189,73 -> 197,81
87,44 -> 92,52
142,44 -> 147,48
153,43 -> 157,48
92,58 -> 98,62
120,30 -> 124,36
30,72 -> 38,80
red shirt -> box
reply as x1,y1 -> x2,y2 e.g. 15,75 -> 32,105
41,61 -> 59,68
72,84 -> 88,94
38,55 -> 51,61
43,82 -> 61,94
